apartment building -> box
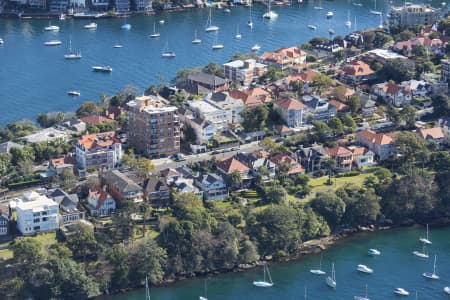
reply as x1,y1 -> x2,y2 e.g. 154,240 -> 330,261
75,131 -> 122,176
389,4 -> 440,27
186,99 -> 228,132
441,59 -> 450,82
126,95 -> 180,159
16,192 -> 59,235
223,59 -> 267,85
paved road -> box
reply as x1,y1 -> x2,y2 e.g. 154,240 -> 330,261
153,141 -> 262,171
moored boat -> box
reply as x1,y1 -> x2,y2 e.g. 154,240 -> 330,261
67,90 -> 81,96
44,40 -> 62,46
326,11 -> 333,18
325,263 -> 336,288
307,24 -> 317,30
444,286 -> 450,295
44,23 -> 59,31
357,264 -> 373,274
92,65 -> 112,72
253,263 -> 273,287
84,22 -> 97,29
251,44 -> 261,51
368,248 -> 381,256
394,288 -> 409,296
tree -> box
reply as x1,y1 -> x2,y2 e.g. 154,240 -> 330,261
203,63 -> 224,78
58,168 -> 77,191
0,153 -> 11,176
400,104 -> 417,128
66,222 -> 97,261
341,114 -> 357,132
239,240 -> 259,263
312,73 -> 333,88
328,117 -> 344,136
376,59 -> 412,83
241,105 -> 269,131
431,94 -> 450,117
76,101 -> 99,117
229,170 -> 243,190
182,123 -> 197,144
310,191 -> 346,228
17,159 -> 33,177
333,86 -> 348,101
395,131 -> 429,167
263,184 -> 288,205
123,150 -> 156,180
337,185 -> 380,225
348,95 -> 361,115
259,66 -> 283,83
12,238 -> 45,280
312,121 -> 332,141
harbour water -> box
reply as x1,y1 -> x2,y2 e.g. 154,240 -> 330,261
0,0 -> 438,124
100,226 -> 450,299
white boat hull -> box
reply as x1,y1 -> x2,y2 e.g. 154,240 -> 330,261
419,238 -> 432,245
422,272 -> 439,280
205,26 -> 219,32
370,10 -> 382,15
192,39 -> 202,44
263,11 -> 278,19
444,287 -> 450,295
394,288 -> 409,296
253,281 -> 273,287
412,251 -> 429,258
310,269 -> 326,275
212,45 -> 224,50
357,265 -> 373,274
354,297 -> 369,300
326,277 -> 336,288
368,249 -> 381,256
308,25 -> 317,30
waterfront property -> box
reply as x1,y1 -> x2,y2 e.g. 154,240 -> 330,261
223,59 -> 267,86
355,130 -> 396,161
101,170 -> 144,203
87,187 -> 116,216
389,4 -> 440,27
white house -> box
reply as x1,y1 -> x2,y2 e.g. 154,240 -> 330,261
373,81 -> 412,107
274,98 -> 307,128
195,173 -> 229,201
204,92 -> 244,125
190,119 -> 216,144
87,187 -> 116,216
16,192 -> 59,235
186,99 -> 228,132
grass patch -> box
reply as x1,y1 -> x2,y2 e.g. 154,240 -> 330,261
0,248 -> 13,260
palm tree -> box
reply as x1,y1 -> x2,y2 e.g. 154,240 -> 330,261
323,158 -> 337,185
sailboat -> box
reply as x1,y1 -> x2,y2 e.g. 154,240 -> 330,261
310,254 -> 326,275
161,41 -> 176,58
412,244 -> 429,258
192,30 -> 202,44
253,263 -> 273,287
199,279 -> 208,300
121,17 -> 131,30
354,284 -> 370,300
378,13 -> 383,29
248,5 -> 254,28
419,224 -> 432,245
64,36 -> 82,59
370,0 -> 382,15
314,0 -> 323,10
235,25 -> 242,39
149,22 -> 160,38
422,254 -> 439,279
205,9 -> 219,32
145,276 -> 151,300
325,263 -> 336,288
345,10 -> 352,27
44,21 -> 59,31
212,34 -> 224,50
251,44 -> 261,51
263,0 -> 278,19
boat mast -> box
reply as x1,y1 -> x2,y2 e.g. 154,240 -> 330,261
433,255 -> 437,275
145,276 -> 151,300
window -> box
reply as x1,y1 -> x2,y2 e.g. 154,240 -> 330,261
33,218 -> 40,223
33,226 -> 40,231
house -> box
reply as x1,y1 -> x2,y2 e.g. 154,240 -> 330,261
204,92 -> 244,125
229,87 -> 272,107
274,98 -> 307,128
329,100 -> 350,115
341,60 -> 376,84
143,175 -> 171,207
259,46 -> 307,69
101,170 -> 144,203
416,127 -> 445,145
195,173 -> 229,201
0,206 -> 9,236
270,153 -> 305,176
394,37 -> 444,55
236,152 -> 276,180
359,93 -> 377,117
324,146 -> 353,172
373,81 -> 412,107
173,177 -> 203,198
48,155 -> 76,176
87,187 -> 116,216
48,189 -> 84,224
223,59 -> 267,85
348,146 -> 375,168
302,95 -> 337,122
186,99 -> 228,133
79,115 -> 113,127
16,191 -> 59,235
400,79 -> 430,98
0,141 -> 23,154
217,156 -> 252,187
356,130 -> 396,160
186,72 -> 228,94
75,132 -> 122,176
61,119 -> 86,133
297,144 -> 328,174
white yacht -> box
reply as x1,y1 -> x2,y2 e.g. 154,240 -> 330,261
353,2 -> 363,6
205,9 -> 219,32
67,90 -> 81,96
212,35 -> 224,50
394,288 -> 410,296
121,18 -> 131,30
444,287 -> 450,295
161,41 -> 176,58
422,254 -> 439,280
235,25 -> 242,39
326,11 -> 334,18
370,0 -> 382,15
357,264 -> 373,274
251,44 -> 261,51
368,248 -> 381,256
59,14 -> 66,20
44,22 -> 60,31
419,224 -> 432,245
354,284 -> 370,300
113,45 -> 123,48
64,37 -> 82,59
263,0 -> 278,19
159,20 -> 165,24
0,38 -> 3,44
412,245 -> 429,258
192,30 -> 202,44
307,24 -> 317,30
149,22 -> 160,38
310,254 -> 326,275
326,263 -> 336,288
92,65 -> 113,72
253,263 -> 273,287
328,28 -> 335,35
84,22 -> 97,30
224,8 -> 231,13
44,40 -> 62,46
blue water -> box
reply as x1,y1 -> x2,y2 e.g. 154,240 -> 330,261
100,226 -> 450,300
0,1 -> 445,124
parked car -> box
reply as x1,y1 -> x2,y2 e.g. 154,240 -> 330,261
171,153 -> 186,161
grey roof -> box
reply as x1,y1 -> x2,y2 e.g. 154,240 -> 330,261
143,176 -> 170,193
102,170 -> 142,193
200,173 -> 224,185
188,72 -> 227,86
0,141 -> 23,154
210,92 -> 228,102
48,188 -> 79,211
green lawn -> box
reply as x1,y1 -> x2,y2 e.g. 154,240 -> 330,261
0,232 -> 57,261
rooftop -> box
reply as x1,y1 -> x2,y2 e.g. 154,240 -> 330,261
126,95 -> 177,114
78,131 -> 120,149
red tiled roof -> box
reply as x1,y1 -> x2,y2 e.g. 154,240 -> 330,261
328,100 -> 349,111
51,156 -> 75,166
80,115 -> 112,125
160,168 -> 180,178
325,145 -> 352,158
78,131 -> 120,149
217,157 -> 250,174
356,130 -> 395,145
275,98 -> 306,110
89,187 -> 113,209
417,127 -> 444,140
343,60 -> 375,77
384,81 -> 402,95
270,154 -> 305,175
349,146 -> 368,156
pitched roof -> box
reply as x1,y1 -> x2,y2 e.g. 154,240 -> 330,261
80,115 -> 112,126
328,100 -> 349,111
217,156 -> 250,174
51,156 -> 76,167
252,150 -> 271,159
356,130 -> 395,145
384,81 -> 402,95
143,176 -> 170,193
77,131 -> 120,150
270,153 -> 305,175
187,72 -> 227,86
160,168 -> 180,178
325,145 -> 352,157
102,170 -> 142,193
275,98 -> 306,110
417,127 -> 444,140
343,60 -> 375,77
229,88 -> 272,106
89,187 -> 113,209
349,146 -> 369,156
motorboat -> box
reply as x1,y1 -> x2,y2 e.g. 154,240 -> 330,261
92,65 -> 113,72
394,288 -> 410,296
325,263 -> 336,288
310,253 -> 326,275
353,2 -> 363,6
59,14 -> 66,20
368,249 -> 381,256
357,264 -> 373,274
314,6 -> 323,10
422,255 -> 439,280
419,224 -> 432,245
328,28 -> 335,35
307,24 -> 317,30
67,90 -> 81,96
326,11 -> 334,18
84,22 -> 97,29
44,23 -> 60,31
44,40 -> 62,46
444,287 -> 450,295
113,45 -> 123,48
251,44 -> 261,51
224,8 -> 231,13
149,22 -> 160,38
192,30 -> 202,44
253,263 -> 273,287
205,8 -> 219,32
121,20 -> 131,30
159,20 -> 165,24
